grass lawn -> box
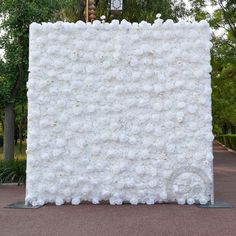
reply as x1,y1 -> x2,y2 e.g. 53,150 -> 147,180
0,142 -> 26,160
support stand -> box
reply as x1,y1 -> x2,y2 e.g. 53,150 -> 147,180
197,201 -> 233,208
5,201 -> 42,209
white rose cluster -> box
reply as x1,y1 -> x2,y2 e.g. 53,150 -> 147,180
26,19 -> 213,206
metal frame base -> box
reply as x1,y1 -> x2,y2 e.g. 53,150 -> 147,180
5,200 -> 233,209
197,201 -> 233,208
5,201 -> 42,209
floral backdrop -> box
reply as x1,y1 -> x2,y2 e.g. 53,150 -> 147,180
26,19 -> 213,206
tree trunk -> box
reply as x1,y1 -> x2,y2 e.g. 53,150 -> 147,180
3,104 -> 15,160
19,109 -> 24,154
18,123 -> 22,154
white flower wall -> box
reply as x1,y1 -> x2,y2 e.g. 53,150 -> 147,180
26,19 -> 214,206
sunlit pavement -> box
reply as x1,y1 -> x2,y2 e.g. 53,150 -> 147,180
1,142 -> 236,236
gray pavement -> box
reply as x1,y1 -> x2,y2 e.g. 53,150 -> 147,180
0,142 -> 236,236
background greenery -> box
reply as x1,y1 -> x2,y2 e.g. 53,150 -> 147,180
0,160 -> 26,185
217,134 -> 236,151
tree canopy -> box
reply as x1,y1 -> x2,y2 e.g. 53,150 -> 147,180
209,0 -> 236,133
0,0 -> 235,160
62,0 -> 183,22
0,0 -> 67,107
0,0 -> 67,159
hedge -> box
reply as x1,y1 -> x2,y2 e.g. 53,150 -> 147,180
217,135 -> 236,151
0,160 -> 26,185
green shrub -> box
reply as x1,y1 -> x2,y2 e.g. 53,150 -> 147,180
217,136 -> 222,143
0,160 -> 26,185
223,136 -> 231,147
217,134 -> 236,151
228,135 -> 236,151
0,135 -> 3,147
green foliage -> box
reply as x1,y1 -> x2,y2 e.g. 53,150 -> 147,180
0,0 -> 67,107
63,0 -> 176,23
0,0 -> 67,160
0,76 -> 12,105
0,160 -> 26,185
0,135 -> 3,147
60,0 -> 86,22
171,0 -> 191,20
210,0 -> 236,37
217,134 -> 236,151
209,0 -> 236,134
0,0 -> 235,146
189,0 -> 210,21
14,103 -> 27,141
106,0 -> 174,22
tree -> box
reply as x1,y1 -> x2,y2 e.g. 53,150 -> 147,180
171,0 -> 191,20
189,0 -> 210,21
61,0 -> 86,22
0,0 -> 66,160
185,0 -> 236,134
209,0 -> 236,134
62,0 -> 176,23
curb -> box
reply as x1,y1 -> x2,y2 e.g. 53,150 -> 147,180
0,183 -> 23,186
215,141 -> 236,154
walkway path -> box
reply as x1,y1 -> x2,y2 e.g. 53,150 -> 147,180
0,142 -> 236,236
